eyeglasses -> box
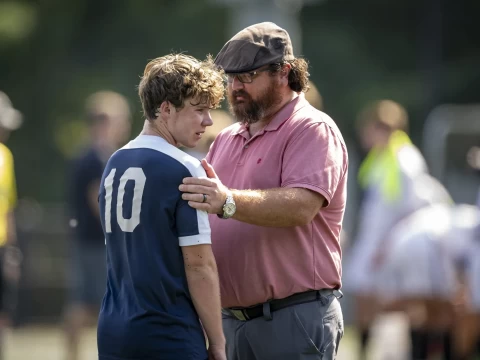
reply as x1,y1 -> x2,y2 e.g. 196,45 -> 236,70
226,67 -> 272,84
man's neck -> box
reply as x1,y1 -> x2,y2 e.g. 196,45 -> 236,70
141,120 -> 177,146
248,91 -> 297,136
91,140 -> 115,163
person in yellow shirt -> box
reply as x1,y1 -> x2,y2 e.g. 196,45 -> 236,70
344,99 -> 429,359
0,91 -> 22,355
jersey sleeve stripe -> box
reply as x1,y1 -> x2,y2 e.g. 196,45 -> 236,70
179,234 -> 212,246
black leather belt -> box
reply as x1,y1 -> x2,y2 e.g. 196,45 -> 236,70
223,289 -> 343,321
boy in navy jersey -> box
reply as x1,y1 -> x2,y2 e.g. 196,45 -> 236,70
97,54 -> 226,360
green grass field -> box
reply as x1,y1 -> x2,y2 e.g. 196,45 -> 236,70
2,320 -> 477,360
3,325 -> 356,360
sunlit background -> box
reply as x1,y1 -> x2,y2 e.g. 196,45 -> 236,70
1,0 -> 479,358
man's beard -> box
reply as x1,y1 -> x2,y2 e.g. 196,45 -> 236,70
227,80 -> 282,125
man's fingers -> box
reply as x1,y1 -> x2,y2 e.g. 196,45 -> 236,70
182,176 -> 213,186
179,184 -> 213,195
201,159 -> 218,179
182,193 -> 207,202
187,201 -> 210,212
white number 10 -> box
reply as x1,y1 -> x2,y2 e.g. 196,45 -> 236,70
104,167 -> 146,233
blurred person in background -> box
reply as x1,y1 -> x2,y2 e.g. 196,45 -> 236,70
0,91 -> 22,359
344,99 -> 428,359
97,54 -> 226,360
455,219 -> 480,360
453,166 -> 480,360
303,80 -> 323,111
184,109 -> 234,160
180,22 -> 348,360
373,175 -> 467,360
63,91 -> 131,360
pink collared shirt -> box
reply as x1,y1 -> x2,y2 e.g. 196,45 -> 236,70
206,94 -> 348,308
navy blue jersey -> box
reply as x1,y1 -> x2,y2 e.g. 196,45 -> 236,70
97,135 -> 211,360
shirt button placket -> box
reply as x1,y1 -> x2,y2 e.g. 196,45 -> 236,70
238,143 -> 250,165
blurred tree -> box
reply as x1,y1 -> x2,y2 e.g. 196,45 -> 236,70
0,0 -> 479,203
301,0 -> 480,144
0,0 -> 228,202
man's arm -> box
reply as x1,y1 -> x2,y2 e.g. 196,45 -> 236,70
179,160 -> 325,227
88,179 -> 101,218
229,187 -> 324,227
182,244 -> 225,350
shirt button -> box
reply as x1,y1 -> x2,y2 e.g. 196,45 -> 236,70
244,145 -> 249,149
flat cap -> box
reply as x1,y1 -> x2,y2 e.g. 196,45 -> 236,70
215,22 -> 294,74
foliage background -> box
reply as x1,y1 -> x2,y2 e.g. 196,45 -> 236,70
1,0 -> 479,202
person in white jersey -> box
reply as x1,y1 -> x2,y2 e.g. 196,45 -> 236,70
374,175 -> 480,360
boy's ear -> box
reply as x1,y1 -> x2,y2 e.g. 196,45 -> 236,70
159,101 -> 171,115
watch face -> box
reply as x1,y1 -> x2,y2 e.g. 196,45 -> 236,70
224,203 -> 236,216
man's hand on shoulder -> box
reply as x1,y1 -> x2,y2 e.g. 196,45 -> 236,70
179,160 -> 228,214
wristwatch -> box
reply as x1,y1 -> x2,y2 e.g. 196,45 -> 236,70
219,190 -> 236,219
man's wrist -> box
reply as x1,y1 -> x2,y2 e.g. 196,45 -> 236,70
218,189 -> 236,219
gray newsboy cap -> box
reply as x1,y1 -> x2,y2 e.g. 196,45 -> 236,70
215,22 -> 295,74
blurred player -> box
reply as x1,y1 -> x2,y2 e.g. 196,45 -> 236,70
344,99 -> 428,358
374,174 -> 480,359
63,91 -> 131,360
456,225 -> 480,360
373,175 -> 456,359
97,54 -> 226,360
453,169 -> 480,360
303,80 -> 323,111
0,91 -> 22,360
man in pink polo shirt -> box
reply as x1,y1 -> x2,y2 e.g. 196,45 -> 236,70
180,22 -> 348,360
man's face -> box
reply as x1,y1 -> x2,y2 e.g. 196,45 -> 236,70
226,67 -> 283,124
166,98 -> 214,148
359,122 -> 391,151
105,114 -> 131,148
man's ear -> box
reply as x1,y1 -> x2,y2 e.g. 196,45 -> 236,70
280,64 -> 291,82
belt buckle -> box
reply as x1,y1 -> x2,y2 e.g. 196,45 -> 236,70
230,309 -> 249,321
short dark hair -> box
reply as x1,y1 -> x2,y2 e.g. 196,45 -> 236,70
138,54 -> 225,121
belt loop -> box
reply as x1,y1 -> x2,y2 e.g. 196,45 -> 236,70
318,290 -> 328,306
263,302 -> 273,321
333,289 -> 344,299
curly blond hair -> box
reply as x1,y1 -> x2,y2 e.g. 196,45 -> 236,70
138,54 -> 225,121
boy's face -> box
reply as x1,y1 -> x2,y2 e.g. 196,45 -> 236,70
166,97 -> 214,148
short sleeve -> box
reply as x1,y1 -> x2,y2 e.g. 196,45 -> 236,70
176,201 -> 211,246
176,158 -> 211,246
80,154 -> 103,187
71,153 -> 103,196
281,122 -> 347,206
